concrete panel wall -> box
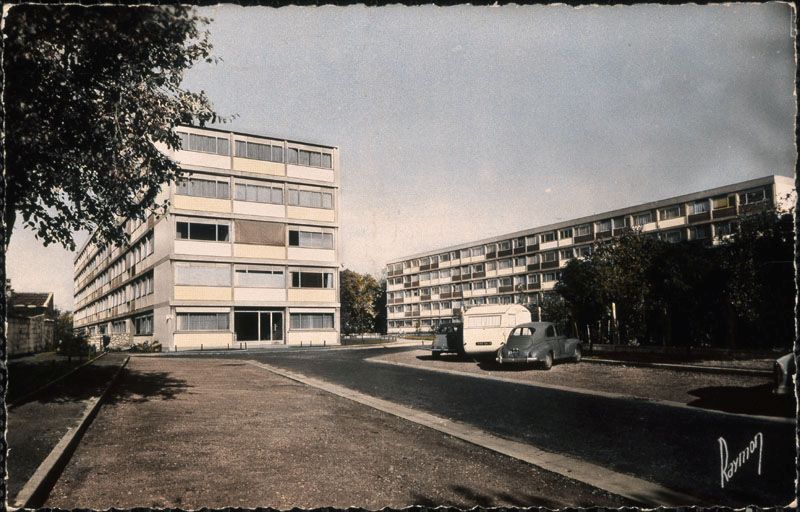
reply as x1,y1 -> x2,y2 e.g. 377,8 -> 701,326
287,247 -> 335,262
285,330 -> 339,346
287,289 -> 337,303
174,286 -> 232,301
233,244 -> 286,259
174,331 -> 234,349
173,196 -> 231,214
233,288 -> 287,302
233,158 -> 285,176
286,164 -> 335,182
174,240 -> 232,257
286,206 -> 335,222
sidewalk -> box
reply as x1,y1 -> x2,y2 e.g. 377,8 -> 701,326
7,353 -> 129,503
44,357 -> 631,509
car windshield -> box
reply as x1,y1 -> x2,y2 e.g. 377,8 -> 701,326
506,327 -> 535,349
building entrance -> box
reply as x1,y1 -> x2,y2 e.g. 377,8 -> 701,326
234,310 -> 284,343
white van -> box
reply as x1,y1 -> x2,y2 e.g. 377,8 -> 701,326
462,304 -> 532,359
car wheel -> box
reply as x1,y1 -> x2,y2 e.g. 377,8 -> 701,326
542,352 -> 553,370
432,352 -> 440,360
574,346 -> 582,363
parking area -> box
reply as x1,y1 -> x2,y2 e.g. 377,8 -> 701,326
45,356 -> 631,509
369,349 -> 791,417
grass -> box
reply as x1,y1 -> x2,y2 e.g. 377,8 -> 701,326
7,352 -> 95,403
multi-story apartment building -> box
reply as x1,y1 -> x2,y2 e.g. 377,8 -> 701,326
73,126 -> 341,350
385,175 -> 794,334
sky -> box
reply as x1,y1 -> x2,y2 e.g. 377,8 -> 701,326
6,3 -> 797,312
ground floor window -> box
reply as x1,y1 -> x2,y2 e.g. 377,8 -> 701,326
290,313 -> 334,330
177,312 -> 229,331
134,313 -> 153,335
112,320 -> 127,333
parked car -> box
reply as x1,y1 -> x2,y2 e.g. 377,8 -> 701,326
431,323 -> 463,359
773,352 -> 796,395
496,322 -> 581,370
462,304 -> 532,360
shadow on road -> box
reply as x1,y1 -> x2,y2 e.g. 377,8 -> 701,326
11,363 -> 121,407
416,354 -> 472,363
687,383 -> 794,417
106,368 -> 190,404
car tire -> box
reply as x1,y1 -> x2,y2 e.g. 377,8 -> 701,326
542,352 -> 553,370
574,346 -> 582,363
432,352 -> 440,360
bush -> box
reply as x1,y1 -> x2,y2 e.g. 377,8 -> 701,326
129,340 -> 162,353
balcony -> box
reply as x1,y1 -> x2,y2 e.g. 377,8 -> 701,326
513,247 -> 526,255
541,260 -> 560,269
498,249 -> 513,257
712,206 -> 737,219
688,211 -> 711,223
526,243 -> 540,252
527,263 -> 540,271
472,271 -> 486,279
526,282 -> 541,290
498,285 -> 513,293
596,231 -> 612,240
573,234 -> 594,244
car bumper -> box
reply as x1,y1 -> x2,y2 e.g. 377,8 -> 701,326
497,355 -> 538,364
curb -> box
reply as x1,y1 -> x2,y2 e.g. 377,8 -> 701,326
11,355 -> 131,509
8,352 -> 107,410
582,357 -> 773,377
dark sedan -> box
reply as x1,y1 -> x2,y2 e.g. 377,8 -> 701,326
496,322 -> 581,370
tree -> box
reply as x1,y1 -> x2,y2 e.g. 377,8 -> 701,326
374,278 -> 388,335
4,5 -> 226,251
339,269 -> 382,335
53,310 -> 75,349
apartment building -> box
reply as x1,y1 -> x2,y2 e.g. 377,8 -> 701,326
385,175 -> 794,334
73,126 -> 340,350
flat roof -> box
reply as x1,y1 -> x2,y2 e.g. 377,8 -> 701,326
386,174 -> 792,264
180,124 -> 338,150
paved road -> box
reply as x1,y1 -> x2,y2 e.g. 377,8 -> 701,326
179,346 -> 796,507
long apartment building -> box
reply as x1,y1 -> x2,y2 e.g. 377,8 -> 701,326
385,175 -> 794,334
73,125 -> 340,350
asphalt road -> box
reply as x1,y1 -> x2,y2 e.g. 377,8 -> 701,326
179,346 -> 796,507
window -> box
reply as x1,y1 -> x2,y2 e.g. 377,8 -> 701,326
177,313 -> 229,331
290,313 -> 335,330
499,241 -> 511,251
514,257 -> 525,267
487,279 -> 498,288
134,314 -> 153,335
527,274 -> 540,284
559,228 -> 573,239
440,253 -> 450,262
440,269 -> 451,278
543,272 -> 558,282
235,140 -> 284,163
112,320 -> 126,333
466,315 -> 501,328
660,205 -> 681,220
287,188 -> 334,209
575,224 -> 591,236
596,220 -> 612,233
176,220 -> 229,242
691,201 -> 709,214
543,251 -> 558,262
512,238 -> 525,249
486,261 -> 496,271
287,148 -> 333,169
235,183 -> 284,204
235,267 -> 285,288
740,189 -> 765,205
291,271 -> 334,288
713,196 -> 734,209
715,222 -> 733,237
471,246 -> 485,257
176,178 -> 229,199
525,235 -> 538,245
577,246 -> 593,258
498,259 -> 512,269
612,217 -> 627,229
178,132 -> 230,156
689,225 -> 710,240
633,212 -> 653,226
472,263 -> 484,273
288,229 -> 334,249
663,230 -> 683,243
541,232 -> 556,242
560,249 -> 574,260
473,281 -> 485,290
175,263 -> 231,286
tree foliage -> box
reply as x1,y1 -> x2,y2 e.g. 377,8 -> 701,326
555,207 -> 794,350
339,269 -> 383,335
4,5 -> 225,250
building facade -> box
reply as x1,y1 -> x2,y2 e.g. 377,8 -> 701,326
73,126 -> 341,350
385,175 -> 794,334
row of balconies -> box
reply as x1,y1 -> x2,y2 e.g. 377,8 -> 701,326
388,201 -> 759,278
75,258 -> 155,311
74,294 -> 156,327
75,216 -> 155,284
388,282 -> 557,310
